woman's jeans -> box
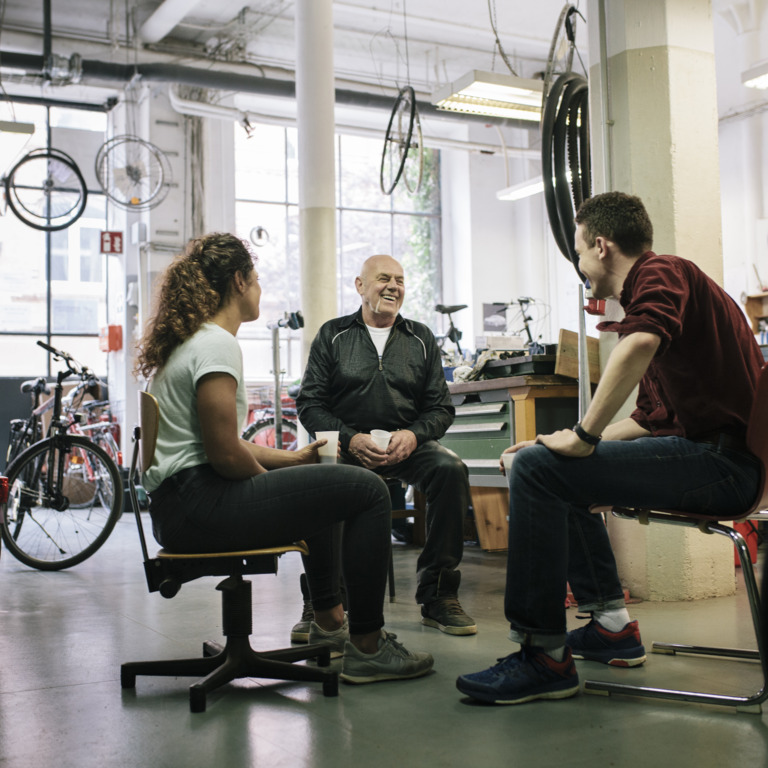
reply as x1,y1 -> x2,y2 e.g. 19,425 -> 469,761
148,463 -> 391,635
506,436 -> 760,648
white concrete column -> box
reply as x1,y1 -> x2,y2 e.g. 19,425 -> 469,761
295,0 -> 337,362
587,0 -> 735,600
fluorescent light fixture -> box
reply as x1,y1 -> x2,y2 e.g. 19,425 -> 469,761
497,176 -> 544,201
432,70 -> 543,122
742,61 -> 768,89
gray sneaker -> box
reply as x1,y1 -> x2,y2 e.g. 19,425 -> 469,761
421,569 -> 477,635
308,616 -> 349,659
340,631 -> 434,684
290,573 -> 313,643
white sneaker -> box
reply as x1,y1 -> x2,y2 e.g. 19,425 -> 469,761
340,631 -> 434,684
308,616 -> 349,659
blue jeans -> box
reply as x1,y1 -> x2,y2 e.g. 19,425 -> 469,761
505,436 -> 760,648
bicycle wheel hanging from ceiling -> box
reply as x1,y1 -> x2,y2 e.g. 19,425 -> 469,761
95,135 -> 172,211
380,85 -> 424,196
3,148 -> 88,231
541,4 -> 590,281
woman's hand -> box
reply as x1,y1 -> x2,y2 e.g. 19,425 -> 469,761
293,439 -> 328,465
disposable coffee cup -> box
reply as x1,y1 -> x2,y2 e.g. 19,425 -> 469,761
370,429 -> 392,451
316,431 -> 339,464
501,452 -> 516,475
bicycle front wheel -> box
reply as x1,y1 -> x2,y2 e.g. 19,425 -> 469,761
242,418 -> 299,451
1,435 -> 123,570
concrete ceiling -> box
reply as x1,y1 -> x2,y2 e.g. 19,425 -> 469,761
0,0 -> 586,100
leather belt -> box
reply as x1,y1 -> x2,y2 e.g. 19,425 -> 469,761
695,432 -> 749,454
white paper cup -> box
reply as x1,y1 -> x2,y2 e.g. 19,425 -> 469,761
370,429 -> 392,451
316,431 -> 340,464
501,452 -> 516,475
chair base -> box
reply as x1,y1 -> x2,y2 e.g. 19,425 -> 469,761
583,513 -> 768,714
121,636 -> 339,712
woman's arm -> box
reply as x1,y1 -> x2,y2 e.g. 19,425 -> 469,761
197,372 -> 266,478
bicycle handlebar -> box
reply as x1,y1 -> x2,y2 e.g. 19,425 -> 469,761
36,340 -> 99,383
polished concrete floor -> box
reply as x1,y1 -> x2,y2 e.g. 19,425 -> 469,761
1,514 -> 768,768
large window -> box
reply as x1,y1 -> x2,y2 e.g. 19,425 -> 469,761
234,123 -> 442,386
0,103 -> 109,377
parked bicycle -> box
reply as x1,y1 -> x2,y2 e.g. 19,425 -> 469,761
1,341 -> 123,570
241,385 -> 299,451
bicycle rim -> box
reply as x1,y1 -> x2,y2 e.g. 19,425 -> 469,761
1,436 -> 123,570
243,419 -> 299,451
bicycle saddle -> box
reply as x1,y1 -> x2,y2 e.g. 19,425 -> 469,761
435,304 -> 467,314
20,377 -> 50,395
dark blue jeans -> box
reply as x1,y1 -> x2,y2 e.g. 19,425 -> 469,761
505,436 -> 761,648
148,463 -> 391,635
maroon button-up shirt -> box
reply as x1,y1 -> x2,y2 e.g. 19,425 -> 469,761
597,252 -> 764,439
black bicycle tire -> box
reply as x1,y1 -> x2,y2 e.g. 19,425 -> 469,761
242,418 -> 299,450
402,103 -> 424,195
541,72 -> 578,260
4,148 -> 88,232
380,86 -> 416,196
1,435 -> 123,570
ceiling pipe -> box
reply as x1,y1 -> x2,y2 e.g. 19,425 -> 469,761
139,0 -> 198,43
0,49 -> 536,129
167,85 -> 540,158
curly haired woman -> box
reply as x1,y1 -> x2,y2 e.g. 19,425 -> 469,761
135,232 -> 433,684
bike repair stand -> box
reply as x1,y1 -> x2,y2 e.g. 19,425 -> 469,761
267,311 -> 303,449
435,303 -> 467,359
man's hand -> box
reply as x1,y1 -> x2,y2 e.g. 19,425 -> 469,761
498,440 -> 536,473
384,429 -> 417,465
348,429 -> 418,468
348,433 -> 388,469
536,428 -> 595,458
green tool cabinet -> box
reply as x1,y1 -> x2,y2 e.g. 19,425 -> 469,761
444,375 -> 580,549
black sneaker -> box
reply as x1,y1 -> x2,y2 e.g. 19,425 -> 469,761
566,618 -> 646,667
456,647 -> 580,704
421,569 -> 477,635
290,573 -> 313,644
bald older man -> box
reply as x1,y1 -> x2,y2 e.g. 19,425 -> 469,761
295,254 -> 475,642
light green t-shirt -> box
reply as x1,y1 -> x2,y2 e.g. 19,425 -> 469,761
143,322 -> 248,493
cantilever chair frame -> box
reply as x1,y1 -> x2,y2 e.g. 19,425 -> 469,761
121,390 -> 338,713
585,366 -> 768,713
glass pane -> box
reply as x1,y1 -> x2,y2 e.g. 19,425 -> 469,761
49,336 -> 107,378
392,147 -> 441,214
339,134 -> 390,212
234,123 -> 286,203
338,210 -> 391,315
0,103 -> 46,176
393,213 -> 442,329
0,335 -> 48,376
286,127 -> 299,205
235,201 -> 302,338
51,195 -> 107,334
0,218 -> 47,332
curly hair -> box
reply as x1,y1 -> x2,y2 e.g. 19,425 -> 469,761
135,233 -> 255,379
575,192 -> 653,256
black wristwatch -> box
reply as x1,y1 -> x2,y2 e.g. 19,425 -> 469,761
572,422 -> 601,445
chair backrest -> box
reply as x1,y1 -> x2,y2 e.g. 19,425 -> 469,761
129,390 -> 160,563
138,390 -> 160,473
746,364 -> 768,513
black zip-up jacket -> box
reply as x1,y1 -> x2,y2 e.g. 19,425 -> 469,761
297,308 -> 455,452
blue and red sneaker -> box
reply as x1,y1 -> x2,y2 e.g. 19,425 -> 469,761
456,646 -> 580,704
566,618 -> 646,667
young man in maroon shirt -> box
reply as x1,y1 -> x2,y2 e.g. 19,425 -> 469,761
457,191 -> 764,705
